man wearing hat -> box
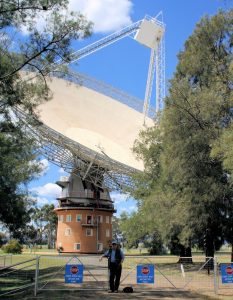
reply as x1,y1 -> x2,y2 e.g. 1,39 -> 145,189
100,240 -> 124,293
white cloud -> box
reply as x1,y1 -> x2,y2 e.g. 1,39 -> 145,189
69,0 -> 133,33
58,167 -> 68,174
33,196 -> 54,206
29,158 -> 50,177
111,192 -> 130,204
38,159 -> 50,175
31,183 -> 61,198
111,192 -> 138,217
20,10 -> 49,35
29,194 -> 57,207
21,0 -> 133,35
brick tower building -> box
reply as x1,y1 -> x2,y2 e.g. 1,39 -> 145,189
55,173 -> 115,253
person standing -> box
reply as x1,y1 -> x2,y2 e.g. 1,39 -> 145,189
100,240 -> 124,293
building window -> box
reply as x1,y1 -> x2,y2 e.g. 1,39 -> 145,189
66,214 -> 72,222
87,215 -> 92,224
97,243 -> 103,252
58,215 -> 63,222
65,228 -> 71,236
106,216 -> 109,224
76,214 -> 82,222
106,229 -> 110,237
74,243 -> 81,250
97,215 -> 103,223
86,228 -> 93,236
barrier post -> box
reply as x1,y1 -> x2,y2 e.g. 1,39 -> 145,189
34,256 -> 40,296
214,256 -> 218,294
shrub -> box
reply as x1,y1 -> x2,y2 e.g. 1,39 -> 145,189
57,246 -> 63,253
2,239 -> 23,254
0,232 -> 6,247
144,232 -> 166,255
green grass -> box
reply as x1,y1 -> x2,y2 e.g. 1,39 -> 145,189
124,247 -> 149,255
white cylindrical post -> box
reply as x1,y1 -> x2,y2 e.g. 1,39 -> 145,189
213,256 -> 218,294
34,256 -> 40,297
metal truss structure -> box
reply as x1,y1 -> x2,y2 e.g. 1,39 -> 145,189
15,107 -> 136,190
156,32 -> 166,112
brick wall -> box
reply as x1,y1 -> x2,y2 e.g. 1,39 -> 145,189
55,208 -> 113,253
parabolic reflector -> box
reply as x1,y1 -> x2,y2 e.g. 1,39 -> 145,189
37,75 -> 154,172
16,13 -> 164,189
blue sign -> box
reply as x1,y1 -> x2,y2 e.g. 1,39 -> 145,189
221,264 -> 233,284
137,265 -> 154,284
65,264 -> 83,283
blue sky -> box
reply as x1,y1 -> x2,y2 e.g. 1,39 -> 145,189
29,0 -> 232,216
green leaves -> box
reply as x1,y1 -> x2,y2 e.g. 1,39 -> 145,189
125,8 -> 233,254
0,1 -> 92,235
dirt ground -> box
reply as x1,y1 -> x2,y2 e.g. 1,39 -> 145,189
3,288 -> 233,300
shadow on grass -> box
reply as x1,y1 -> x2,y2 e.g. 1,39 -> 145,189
0,264 -> 109,298
0,288 -> 229,300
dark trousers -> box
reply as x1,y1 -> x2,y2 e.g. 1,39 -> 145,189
109,262 -> 122,291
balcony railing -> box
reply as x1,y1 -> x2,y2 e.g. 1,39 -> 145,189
60,190 -> 111,201
58,201 -> 115,211
81,221 -> 97,227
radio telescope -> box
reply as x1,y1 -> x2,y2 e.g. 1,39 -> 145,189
18,14 -> 165,253
20,13 -> 165,190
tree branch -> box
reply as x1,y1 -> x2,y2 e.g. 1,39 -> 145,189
0,31 -> 71,80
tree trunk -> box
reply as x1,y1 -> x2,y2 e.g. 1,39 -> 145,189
205,230 -> 214,271
231,244 -> 233,263
231,229 -> 233,262
178,245 -> 193,264
47,226 -> 52,249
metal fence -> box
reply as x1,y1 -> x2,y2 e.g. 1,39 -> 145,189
216,258 -> 233,296
0,255 -> 12,268
0,254 -> 233,297
37,255 -> 108,293
120,256 -> 217,292
0,256 -> 38,297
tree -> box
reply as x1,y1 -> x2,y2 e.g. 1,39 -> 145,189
160,9 -> 233,259
40,204 -> 57,249
2,239 -> 23,254
119,209 -> 158,250
31,204 -> 57,248
0,231 -> 6,247
119,208 -> 165,254
112,216 -> 122,240
0,125 -> 41,237
1,1 -> 92,115
0,1 -> 92,234
131,9 -> 233,259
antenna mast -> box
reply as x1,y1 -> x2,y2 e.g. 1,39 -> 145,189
133,14 -> 165,124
